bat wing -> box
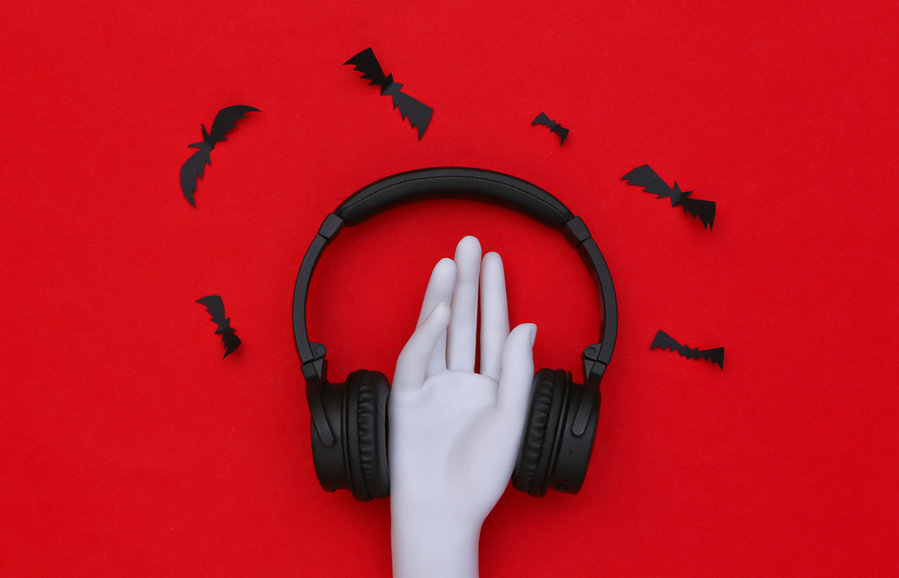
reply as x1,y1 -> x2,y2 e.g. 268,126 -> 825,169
390,91 -> 433,139
221,332 -> 242,358
622,165 -> 676,202
207,105 -> 259,144
180,146 -> 212,206
532,112 -> 553,128
344,47 -> 389,87
653,330 -> 724,370
197,295 -> 226,325
697,347 -> 725,370
532,113 -> 568,145
197,296 -> 241,358
650,330 -> 686,355
681,197 -> 716,229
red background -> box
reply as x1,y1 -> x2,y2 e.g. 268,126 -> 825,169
2,1 -> 897,576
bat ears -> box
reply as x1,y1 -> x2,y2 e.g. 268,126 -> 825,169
192,125 -> 221,148
672,181 -> 692,195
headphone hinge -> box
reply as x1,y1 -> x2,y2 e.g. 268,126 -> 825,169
318,213 -> 344,240
581,343 -> 608,385
563,216 -> 591,248
303,342 -> 335,447
301,342 -> 328,384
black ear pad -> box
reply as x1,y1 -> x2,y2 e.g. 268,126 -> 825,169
513,369 -> 571,497
344,370 -> 390,501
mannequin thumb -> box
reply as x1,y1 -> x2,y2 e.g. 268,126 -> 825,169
393,303 -> 450,392
496,323 -> 537,417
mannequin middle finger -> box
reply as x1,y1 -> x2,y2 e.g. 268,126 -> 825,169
447,236 -> 481,372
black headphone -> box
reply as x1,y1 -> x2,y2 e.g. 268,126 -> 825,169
293,167 -> 618,501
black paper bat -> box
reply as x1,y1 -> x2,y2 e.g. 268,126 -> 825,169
344,47 -> 433,139
197,295 -> 241,358
651,330 -> 724,370
532,112 -> 569,145
622,164 -> 716,229
180,105 -> 259,206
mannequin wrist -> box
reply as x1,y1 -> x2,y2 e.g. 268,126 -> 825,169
391,504 -> 482,578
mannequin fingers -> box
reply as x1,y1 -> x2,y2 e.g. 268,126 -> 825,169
496,323 -> 537,419
479,252 -> 509,381
393,303 -> 451,392
416,258 -> 456,326
416,258 -> 456,375
447,236 -> 481,372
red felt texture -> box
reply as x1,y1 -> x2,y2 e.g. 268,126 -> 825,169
1,1 -> 898,576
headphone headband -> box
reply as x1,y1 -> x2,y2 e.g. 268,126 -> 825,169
334,167 -> 575,227
292,167 -> 617,399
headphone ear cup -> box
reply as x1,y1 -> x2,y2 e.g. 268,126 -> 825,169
345,369 -> 390,501
547,379 -> 600,495
513,369 -> 570,497
309,380 -> 350,494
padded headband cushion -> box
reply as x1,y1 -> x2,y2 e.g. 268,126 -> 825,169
335,167 -> 574,228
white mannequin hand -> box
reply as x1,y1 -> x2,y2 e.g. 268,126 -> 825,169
389,236 -> 536,578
